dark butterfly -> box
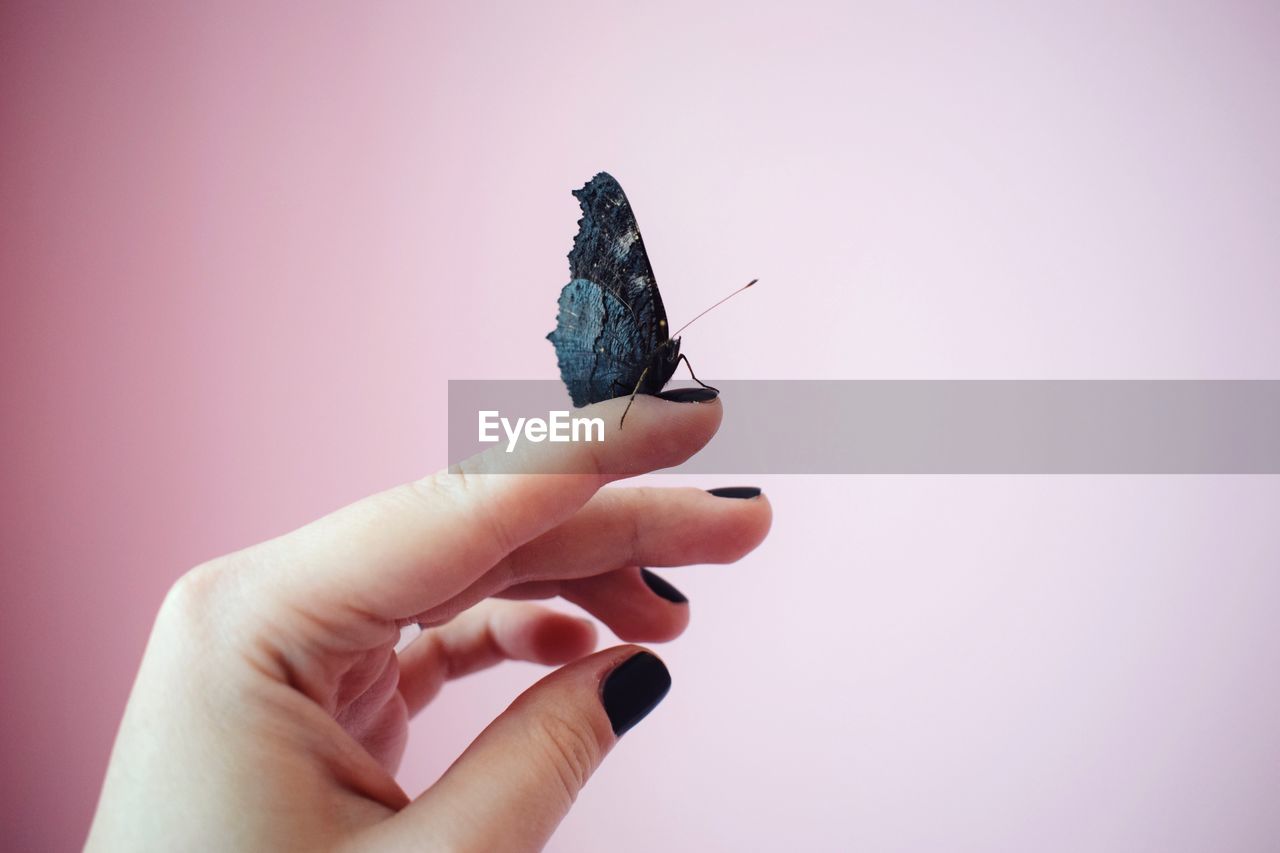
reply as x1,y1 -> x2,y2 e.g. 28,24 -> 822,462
547,172 -> 751,422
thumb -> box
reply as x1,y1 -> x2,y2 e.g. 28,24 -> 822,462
392,646 -> 671,852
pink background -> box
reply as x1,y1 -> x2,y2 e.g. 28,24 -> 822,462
4,2 -> 1280,850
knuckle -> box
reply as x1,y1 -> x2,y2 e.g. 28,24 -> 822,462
598,489 -> 647,567
414,466 -> 470,503
154,562 -> 239,651
162,559 -> 229,620
410,470 -> 521,557
583,440 -> 607,479
159,551 -> 267,641
532,706 -> 605,806
625,511 -> 644,566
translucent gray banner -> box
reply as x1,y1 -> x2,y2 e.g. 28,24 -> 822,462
447,380 -> 1280,474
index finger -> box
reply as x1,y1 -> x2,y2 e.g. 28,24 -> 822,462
251,392 -> 722,627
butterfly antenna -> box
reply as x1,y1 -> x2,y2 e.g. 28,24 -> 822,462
670,279 -> 758,338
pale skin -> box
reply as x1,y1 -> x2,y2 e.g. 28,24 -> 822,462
86,394 -> 770,851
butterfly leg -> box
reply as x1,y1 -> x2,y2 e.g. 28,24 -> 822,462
676,354 -> 719,394
620,366 -> 649,429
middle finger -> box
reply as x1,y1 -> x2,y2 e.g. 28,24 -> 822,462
413,486 -> 771,626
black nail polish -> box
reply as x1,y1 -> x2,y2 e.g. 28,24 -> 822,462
601,651 -> 671,736
656,387 -> 719,403
707,486 -> 762,499
640,568 -> 688,604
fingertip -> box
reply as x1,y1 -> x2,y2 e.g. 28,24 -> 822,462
395,644 -> 672,848
639,567 -> 688,604
601,647 -> 672,737
580,392 -> 723,477
613,611 -> 688,645
711,486 -> 772,556
741,490 -> 773,550
621,572 -> 690,643
527,611 -> 598,664
561,568 -> 692,644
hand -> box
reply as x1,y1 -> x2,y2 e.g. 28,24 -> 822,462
86,393 -> 770,852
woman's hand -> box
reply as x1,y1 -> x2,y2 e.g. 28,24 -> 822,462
86,393 -> 770,852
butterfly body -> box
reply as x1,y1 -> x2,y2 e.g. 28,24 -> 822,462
547,173 -> 682,407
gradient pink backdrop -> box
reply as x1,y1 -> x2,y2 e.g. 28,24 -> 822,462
4,2 -> 1280,850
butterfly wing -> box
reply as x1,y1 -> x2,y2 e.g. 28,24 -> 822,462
548,173 -> 676,406
548,278 -> 657,406
567,172 -> 670,352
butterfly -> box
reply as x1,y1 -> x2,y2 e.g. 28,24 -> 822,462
546,172 -> 753,423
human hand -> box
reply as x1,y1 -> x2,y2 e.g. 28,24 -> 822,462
86,393 -> 770,851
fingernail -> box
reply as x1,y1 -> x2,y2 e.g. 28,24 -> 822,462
707,486 -> 762,499
656,387 -> 719,403
640,568 -> 688,604
601,651 -> 671,736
